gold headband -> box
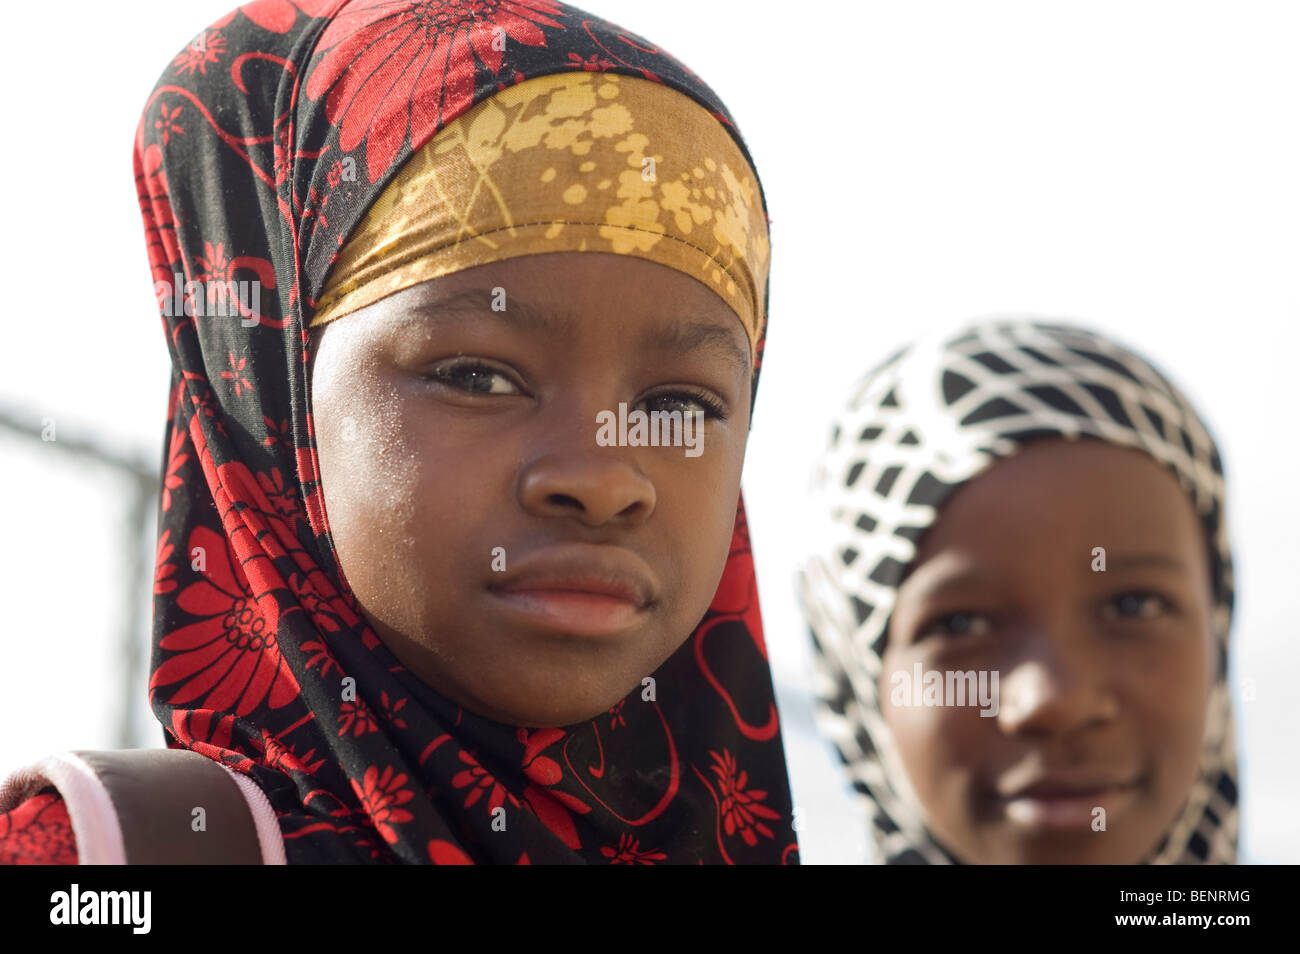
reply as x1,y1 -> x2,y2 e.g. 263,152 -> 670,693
310,72 -> 769,359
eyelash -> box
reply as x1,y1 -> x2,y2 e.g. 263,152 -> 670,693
1101,590 -> 1175,622
919,611 -> 992,639
426,359 -> 729,420
644,387 -> 728,421
917,590 -> 1176,640
427,360 -> 522,396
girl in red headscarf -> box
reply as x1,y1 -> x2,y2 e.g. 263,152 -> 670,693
0,0 -> 795,865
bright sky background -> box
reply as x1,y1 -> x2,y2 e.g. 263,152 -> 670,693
0,0 -> 1295,863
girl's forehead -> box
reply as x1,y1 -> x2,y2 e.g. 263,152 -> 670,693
924,440 -> 1201,542
900,440 -> 1213,601
330,258 -> 753,377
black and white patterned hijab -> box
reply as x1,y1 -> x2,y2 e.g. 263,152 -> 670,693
797,319 -> 1238,864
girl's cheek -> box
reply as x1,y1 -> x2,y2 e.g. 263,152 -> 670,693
1115,627 -> 1214,726
882,647 -> 985,763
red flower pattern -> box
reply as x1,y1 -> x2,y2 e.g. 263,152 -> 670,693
451,749 -> 518,814
518,728 -> 589,849
566,50 -> 612,71
607,699 -> 627,730
194,241 -> 230,285
380,690 -> 408,729
162,426 -> 188,512
350,765 -> 415,843
600,832 -> 666,865
338,699 -> 378,737
301,186 -> 329,231
0,793 -> 77,865
290,566 -> 364,640
255,466 -> 301,521
187,381 -> 221,430
710,749 -> 781,847
262,416 -> 292,452
305,0 -> 566,182
221,350 -> 253,397
154,529 -> 178,595
150,525 -> 299,716
155,103 -> 184,145
173,29 -> 227,76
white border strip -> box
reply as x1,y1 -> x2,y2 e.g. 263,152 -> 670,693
218,765 -> 286,865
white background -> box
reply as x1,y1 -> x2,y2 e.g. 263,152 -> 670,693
0,1 -> 1295,863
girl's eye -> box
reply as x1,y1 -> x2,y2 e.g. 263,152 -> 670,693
1102,591 -> 1169,621
921,611 -> 991,639
428,360 -> 522,396
641,389 -> 728,421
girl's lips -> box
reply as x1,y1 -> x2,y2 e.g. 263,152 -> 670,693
489,587 -> 646,637
486,542 -> 660,636
998,783 -> 1141,830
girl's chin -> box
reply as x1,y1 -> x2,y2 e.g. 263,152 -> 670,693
454,688 -> 631,729
958,827 -> 1155,865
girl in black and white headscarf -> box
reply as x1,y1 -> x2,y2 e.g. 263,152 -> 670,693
798,319 -> 1237,864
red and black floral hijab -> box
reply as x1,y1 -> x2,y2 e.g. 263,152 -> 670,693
137,0 -> 795,863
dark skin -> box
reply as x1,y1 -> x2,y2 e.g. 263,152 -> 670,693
309,252 -> 752,727
881,437 -> 1216,864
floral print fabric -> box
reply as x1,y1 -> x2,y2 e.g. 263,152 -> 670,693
123,0 -> 793,864
0,0 -> 794,866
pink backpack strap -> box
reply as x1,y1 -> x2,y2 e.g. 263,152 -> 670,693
0,749 -> 285,865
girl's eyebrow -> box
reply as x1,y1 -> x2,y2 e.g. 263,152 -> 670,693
1101,553 -> 1190,572
405,287 -> 752,384
902,551 -> 1192,604
405,288 -> 561,334
898,559 -> 987,604
639,318 -> 752,387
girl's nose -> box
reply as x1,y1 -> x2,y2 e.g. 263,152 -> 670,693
517,434 -> 657,529
996,631 -> 1120,737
